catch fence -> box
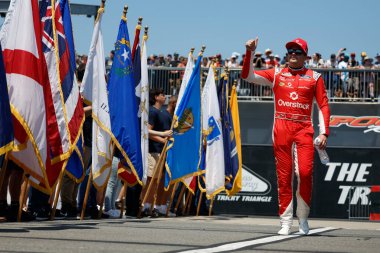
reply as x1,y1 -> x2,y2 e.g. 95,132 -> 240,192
143,67 -> 380,103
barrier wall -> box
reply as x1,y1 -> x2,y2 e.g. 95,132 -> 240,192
214,102 -> 380,218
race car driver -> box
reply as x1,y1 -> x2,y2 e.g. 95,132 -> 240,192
242,37 -> 330,235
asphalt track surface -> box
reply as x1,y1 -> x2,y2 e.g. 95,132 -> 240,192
0,215 -> 379,253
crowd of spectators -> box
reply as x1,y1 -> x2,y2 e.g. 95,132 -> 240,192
73,48 -> 380,102
129,48 -> 380,102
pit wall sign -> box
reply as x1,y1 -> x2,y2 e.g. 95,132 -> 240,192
214,146 -> 279,216
216,165 -> 273,203
324,162 -> 372,205
214,146 -> 380,219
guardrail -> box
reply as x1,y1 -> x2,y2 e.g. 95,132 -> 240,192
142,67 -> 380,103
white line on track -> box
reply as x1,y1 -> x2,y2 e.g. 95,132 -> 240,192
178,227 -> 335,253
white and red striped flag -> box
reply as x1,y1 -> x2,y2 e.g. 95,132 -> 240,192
0,0 -> 51,192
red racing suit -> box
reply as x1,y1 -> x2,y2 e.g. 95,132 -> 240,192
242,50 -> 330,226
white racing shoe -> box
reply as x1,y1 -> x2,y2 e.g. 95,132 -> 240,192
277,225 -> 291,235
298,219 -> 309,235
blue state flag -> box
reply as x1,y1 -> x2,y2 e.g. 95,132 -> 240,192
107,18 -> 143,184
217,76 -> 239,191
0,44 -> 13,157
165,55 -> 202,189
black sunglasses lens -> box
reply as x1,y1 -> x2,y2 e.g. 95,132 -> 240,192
288,49 -> 303,55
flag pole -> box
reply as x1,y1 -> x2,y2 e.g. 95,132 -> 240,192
224,66 -> 230,96
50,170 -> 65,220
119,183 -> 127,218
96,0 -> 106,23
182,189 -> 192,216
166,182 -> 177,216
131,16 -> 142,62
173,183 -> 186,214
200,45 -> 206,56
21,177 -> 30,212
142,26 -> 148,52
190,47 -> 195,70
200,45 -> 206,86
0,152 -> 9,194
208,196 -> 215,216
80,169 -> 92,220
185,194 -> 193,215
194,46 -> 206,217
17,173 -> 28,222
196,191 -> 204,216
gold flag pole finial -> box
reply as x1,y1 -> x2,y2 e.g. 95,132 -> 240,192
96,0 -> 106,22
224,66 -> 230,79
199,45 -> 206,56
211,59 -> 218,81
189,48 -> 195,61
143,26 -> 149,41
136,17 -> 143,31
122,5 -> 128,21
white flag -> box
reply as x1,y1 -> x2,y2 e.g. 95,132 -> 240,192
202,66 -> 225,198
80,10 -> 112,189
140,35 -> 149,184
0,0 -> 50,192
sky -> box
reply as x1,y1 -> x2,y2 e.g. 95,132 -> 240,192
2,0 -> 380,60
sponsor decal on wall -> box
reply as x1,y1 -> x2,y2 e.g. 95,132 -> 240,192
217,165 -> 273,203
330,115 -> 380,133
324,162 -> 372,205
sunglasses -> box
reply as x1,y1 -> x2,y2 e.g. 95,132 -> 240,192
287,49 -> 304,55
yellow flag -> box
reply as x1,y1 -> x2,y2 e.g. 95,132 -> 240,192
228,85 -> 242,195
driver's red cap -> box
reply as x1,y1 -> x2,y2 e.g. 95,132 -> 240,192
285,38 -> 308,55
